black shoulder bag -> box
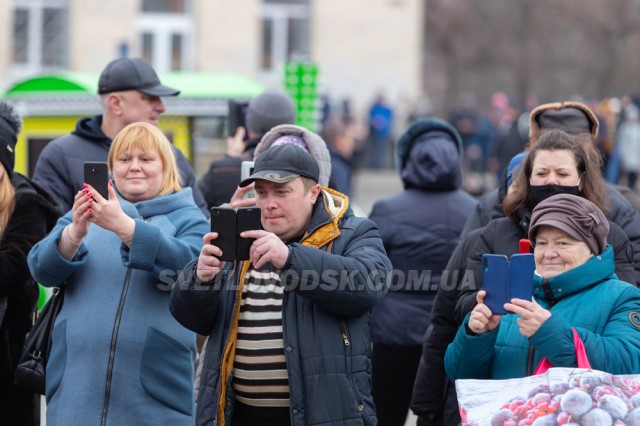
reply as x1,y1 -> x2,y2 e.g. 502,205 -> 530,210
14,286 -> 64,395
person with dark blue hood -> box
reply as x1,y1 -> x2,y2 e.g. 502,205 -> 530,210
368,118 -> 477,425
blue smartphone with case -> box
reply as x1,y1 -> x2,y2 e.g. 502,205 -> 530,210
509,254 -> 536,302
482,253 -> 535,315
482,254 -> 510,315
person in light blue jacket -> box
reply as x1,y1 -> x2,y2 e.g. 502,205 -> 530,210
28,122 -> 209,426
445,194 -> 640,380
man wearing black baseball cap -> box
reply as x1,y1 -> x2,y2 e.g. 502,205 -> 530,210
33,57 -> 208,217
171,143 -> 392,425
97,57 -> 180,97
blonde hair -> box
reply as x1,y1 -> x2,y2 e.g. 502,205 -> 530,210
108,122 -> 181,196
0,171 -> 15,236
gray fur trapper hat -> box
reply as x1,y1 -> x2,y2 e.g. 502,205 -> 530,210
529,101 -> 599,143
254,124 -> 332,187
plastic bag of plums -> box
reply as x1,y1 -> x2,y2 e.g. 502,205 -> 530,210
455,368 -> 640,425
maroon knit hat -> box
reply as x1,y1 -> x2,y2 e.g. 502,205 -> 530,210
529,193 -> 609,255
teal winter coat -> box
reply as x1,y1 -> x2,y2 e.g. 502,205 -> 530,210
445,245 -> 640,380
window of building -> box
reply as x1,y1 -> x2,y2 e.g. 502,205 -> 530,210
142,0 -> 186,13
142,33 -> 154,64
261,1 -> 310,73
13,9 -> 29,64
136,0 -> 192,72
12,0 -> 68,71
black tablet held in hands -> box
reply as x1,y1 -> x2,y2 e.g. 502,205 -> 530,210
210,207 -> 237,261
210,206 -> 263,261
236,206 -> 263,261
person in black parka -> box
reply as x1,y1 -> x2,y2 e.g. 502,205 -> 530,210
0,102 -> 62,426
368,118 -> 477,425
410,228 -> 482,426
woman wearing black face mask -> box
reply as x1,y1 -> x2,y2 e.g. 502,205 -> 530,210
454,129 -> 636,324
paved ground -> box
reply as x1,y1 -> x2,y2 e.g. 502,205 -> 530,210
350,168 -> 403,215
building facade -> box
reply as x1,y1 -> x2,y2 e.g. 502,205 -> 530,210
1,0 -> 423,173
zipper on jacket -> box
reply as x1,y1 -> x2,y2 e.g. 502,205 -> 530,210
100,268 -> 133,426
340,320 -> 350,346
339,319 -> 366,414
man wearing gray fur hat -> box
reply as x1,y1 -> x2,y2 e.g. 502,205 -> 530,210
198,90 -> 296,209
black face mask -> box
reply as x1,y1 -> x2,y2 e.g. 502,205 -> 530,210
530,184 -> 580,205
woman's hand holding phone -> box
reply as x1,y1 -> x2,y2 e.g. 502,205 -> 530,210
68,186 -> 94,241
504,298 -> 551,338
85,183 -> 136,244
468,290 -> 502,335
197,232 -> 226,282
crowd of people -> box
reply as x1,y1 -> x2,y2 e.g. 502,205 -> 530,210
1,56 -> 640,426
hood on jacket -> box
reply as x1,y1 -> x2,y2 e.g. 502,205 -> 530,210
253,124 -> 332,187
397,120 -> 463,190
72,115 -> 111,146
299,187 -> 349,250
11,173 -> 63,231
395,118 -> 463,172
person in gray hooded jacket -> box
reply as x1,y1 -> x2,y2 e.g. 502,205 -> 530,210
368,118 -> 477,425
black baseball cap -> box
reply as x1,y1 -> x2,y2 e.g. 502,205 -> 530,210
239,144 -> 320,187
97,58 -> 180,96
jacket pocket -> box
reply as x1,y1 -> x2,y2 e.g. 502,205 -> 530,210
340,319 -> 366,413
46,319 -> 67,402
140,327 -> 194,416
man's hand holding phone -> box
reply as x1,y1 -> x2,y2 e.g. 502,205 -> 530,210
226,127 -> 247,157
209,206 -> 263,264
230,184 -> 256,209
241,230 -> 289,269
197,232 -> 226,282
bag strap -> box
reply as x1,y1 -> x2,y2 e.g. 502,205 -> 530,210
572,327 -> 591,369
533,327 -> 590,375
31,287 -> 64,356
